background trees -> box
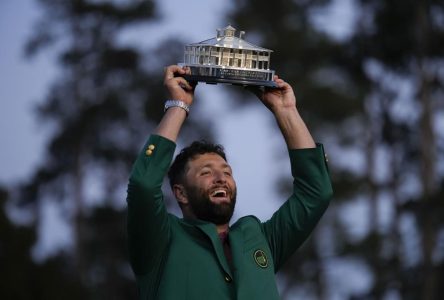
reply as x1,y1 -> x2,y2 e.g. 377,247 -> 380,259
2,0 -> 443,299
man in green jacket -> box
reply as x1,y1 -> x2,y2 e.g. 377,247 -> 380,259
127,65 -> 333,299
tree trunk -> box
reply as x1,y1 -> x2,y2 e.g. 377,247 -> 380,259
416,2 -> 439,298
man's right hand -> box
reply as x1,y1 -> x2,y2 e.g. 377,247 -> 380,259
163,65 -> 196,105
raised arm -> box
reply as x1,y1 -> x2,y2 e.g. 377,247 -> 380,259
155,65 -> 196,142
251,75 -> 315,149
127,65 -> 196,277
250,76 -> 332,271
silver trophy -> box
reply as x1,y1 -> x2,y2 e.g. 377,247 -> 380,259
179,25 -> 277,88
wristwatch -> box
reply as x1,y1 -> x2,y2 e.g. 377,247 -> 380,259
164,100 -> 190,116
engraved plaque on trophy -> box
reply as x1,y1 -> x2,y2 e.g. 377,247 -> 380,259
179,25 -> 277,88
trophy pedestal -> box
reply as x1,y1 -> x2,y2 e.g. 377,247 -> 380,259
180,64 -> 278,88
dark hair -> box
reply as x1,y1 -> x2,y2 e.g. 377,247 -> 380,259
168,140 -> 227,188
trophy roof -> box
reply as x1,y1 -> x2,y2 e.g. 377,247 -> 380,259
187,25 -> 273,52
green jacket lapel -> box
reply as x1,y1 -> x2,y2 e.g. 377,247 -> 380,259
194,222 -> 233,278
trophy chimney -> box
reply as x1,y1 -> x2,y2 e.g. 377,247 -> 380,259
216,28 -> 223,38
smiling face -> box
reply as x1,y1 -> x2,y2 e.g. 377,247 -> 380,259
179,153 -> 237,225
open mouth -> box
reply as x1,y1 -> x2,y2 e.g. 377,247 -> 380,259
210,189 -> 230,203
211,189 -> 227,198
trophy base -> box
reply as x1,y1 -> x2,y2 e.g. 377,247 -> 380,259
179,64 -> 278,88
183,74 -> 278,88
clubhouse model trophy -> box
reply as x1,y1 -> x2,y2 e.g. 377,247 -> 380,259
179,25 -> 277,88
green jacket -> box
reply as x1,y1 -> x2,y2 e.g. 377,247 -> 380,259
127,135 -> 333,300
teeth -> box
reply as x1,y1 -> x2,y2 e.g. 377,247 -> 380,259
211,189 -> 227,197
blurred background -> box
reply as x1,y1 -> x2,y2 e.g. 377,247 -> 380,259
1,0 -> 443,299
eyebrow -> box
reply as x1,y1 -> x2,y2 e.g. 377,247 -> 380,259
200,162 -> 232,170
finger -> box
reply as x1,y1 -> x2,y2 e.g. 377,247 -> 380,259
182,66 -> 192,75
164,65 -> 185,81
274,78 -> 286,89
175,77 -> 194,91
280,81 -> 295,96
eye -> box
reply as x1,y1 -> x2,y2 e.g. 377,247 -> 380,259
200,170 -> 211,176
223,168 -> 233,177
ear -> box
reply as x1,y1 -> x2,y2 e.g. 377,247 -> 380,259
173,184 -> 189,205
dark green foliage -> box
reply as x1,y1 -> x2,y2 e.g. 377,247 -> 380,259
0,188 -> 87,299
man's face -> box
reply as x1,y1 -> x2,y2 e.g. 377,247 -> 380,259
182,153 -> 237,225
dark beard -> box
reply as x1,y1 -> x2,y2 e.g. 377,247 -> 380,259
184,184 -> 236,225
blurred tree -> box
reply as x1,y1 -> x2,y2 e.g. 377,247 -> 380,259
7,0 -> 214,299
349,0 -> 444,298
0,187 -> 87,299
226,0 -> 444,299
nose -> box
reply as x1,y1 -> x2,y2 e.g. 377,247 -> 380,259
213,170 -> 227,183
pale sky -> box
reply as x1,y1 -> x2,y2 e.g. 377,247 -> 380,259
0,0 -> 290,236
0,0 -> 380,298
0,0 -> 358,213
0,0 -> 54,184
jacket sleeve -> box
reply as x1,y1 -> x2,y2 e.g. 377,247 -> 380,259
261,144 -> 333,272
126,134 -> 176,276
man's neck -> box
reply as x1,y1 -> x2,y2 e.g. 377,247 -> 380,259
216,223 -> 229,234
